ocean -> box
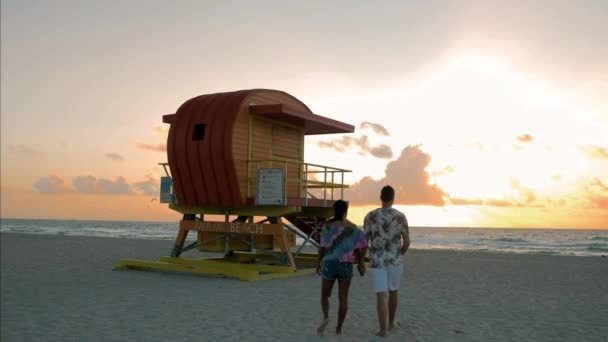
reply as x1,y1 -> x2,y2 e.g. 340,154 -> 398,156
1,218 -> 607,257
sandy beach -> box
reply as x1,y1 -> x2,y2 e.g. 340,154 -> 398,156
1,233 -> 607,341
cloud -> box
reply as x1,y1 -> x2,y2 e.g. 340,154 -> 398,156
347,145 -> 446,205
585,179 -> 608,209
485,199 -> 519,207
592,179 -> 608,192
359,121 -> 390,136
546,178 -> 608,210
318,137 -> 349,152
449,197 -> 482,205
105,153 -> 124,161
135,142 -> 166,152
433,165 -> 454,177
513,134 -> 534,150
448,176 -> 608,209
73,175 -> 99,193
510,178 -> 536,204
98,177 -> 132,195
448,197 -> 521,207
33,173 -> 161,197
134,126 -> 169,153
318,135 -> 394,159
73,175 -> 133,195
368,144 -> 394,159
8,144 -> 39,156
580,145 -> 608,160
154,124 -> 170,134
516,134 -> 534,143
34,174 -> 71,194
448,178 -> 538,207
133,175 -> 159,196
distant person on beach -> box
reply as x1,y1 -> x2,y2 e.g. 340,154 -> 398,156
316,200 -> 368,335
364,185 -> 410,337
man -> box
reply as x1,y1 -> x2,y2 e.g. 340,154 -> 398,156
364,185 -> 410,337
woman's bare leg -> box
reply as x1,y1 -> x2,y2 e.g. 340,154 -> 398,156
336,279 -> 351,334
318,278 -> 335,334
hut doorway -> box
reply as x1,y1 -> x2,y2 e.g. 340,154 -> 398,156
249,118 -> 304,200
271,123 -> 303,199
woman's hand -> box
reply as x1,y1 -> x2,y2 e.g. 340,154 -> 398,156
317,247 -> 325,276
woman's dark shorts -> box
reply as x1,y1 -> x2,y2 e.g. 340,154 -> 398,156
322,259 -> 353,281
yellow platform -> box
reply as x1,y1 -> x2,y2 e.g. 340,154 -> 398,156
115,252 -> 318,281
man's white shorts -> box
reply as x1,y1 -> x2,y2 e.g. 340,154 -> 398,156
370,264 -> 403,293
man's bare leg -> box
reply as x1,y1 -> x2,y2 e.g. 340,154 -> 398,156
318,278 -> 335,334
376,292 -> 388,337
388,290 -> 399,330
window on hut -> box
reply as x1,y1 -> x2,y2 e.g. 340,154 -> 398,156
192,123 -> 206,141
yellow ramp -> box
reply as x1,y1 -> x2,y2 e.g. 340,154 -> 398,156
116,258 -> 316,281
159,257 -> 296,274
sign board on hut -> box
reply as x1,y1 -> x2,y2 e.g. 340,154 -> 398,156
256,168 -> 286,205
159,176 -> 175,203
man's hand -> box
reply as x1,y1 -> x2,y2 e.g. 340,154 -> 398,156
400,229 -> 410,256
357,262 -> 366,276
316,262 -> 322,276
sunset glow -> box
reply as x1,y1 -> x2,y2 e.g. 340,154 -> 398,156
1,1 -> 606,228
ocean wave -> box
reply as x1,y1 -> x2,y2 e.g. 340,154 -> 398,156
3,219 -> 607,257
526,250 -> 560,256
585,242 -> 608,247
491,238 -> 529,243
590,236 -> 608,241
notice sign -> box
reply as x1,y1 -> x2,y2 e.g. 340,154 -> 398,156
159,176 -> 175,203
256,168 -> 286,205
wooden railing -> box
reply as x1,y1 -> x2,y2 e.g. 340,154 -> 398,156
247,158 -> 351,206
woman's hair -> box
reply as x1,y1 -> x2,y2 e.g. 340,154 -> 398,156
329,200 -> 348,222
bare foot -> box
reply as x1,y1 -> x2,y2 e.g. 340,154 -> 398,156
388,321 -> 400,331
376,330 -> 387,337
317,318 -> 330,335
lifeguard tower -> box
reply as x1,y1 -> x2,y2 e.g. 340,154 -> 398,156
117,89 -> 354,280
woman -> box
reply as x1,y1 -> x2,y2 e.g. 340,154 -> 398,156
316,200 -> 368,335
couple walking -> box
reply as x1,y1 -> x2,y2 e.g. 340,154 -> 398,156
316,185 -> 411,337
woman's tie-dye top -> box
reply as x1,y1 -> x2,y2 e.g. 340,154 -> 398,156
320,222 -> 368,263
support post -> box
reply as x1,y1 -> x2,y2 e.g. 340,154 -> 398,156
331,171 -> 334,201
304,163 -> 309,206
340,171 -> 344,199
284,160 -> 288,205
224,213 -> 230,255
323,167 -> 327,207
171,214 -> 194,257
248,216 -> 255,252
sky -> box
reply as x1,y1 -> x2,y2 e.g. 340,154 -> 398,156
1,0 -> 607,228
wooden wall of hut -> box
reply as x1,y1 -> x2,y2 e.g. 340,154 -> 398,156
232,91 -> 308,201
